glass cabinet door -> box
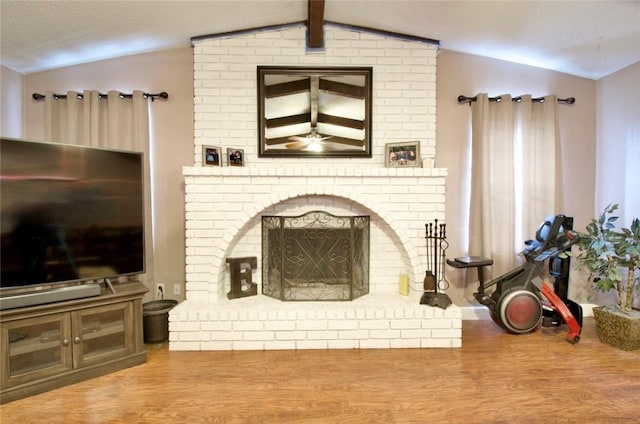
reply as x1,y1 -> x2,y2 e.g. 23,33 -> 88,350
72,302 -> 133,368
1,313 -> 72,387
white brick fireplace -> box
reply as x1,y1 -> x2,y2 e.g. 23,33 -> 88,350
169,24 -> 462,350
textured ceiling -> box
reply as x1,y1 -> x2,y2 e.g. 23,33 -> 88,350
1,0 -> 639,79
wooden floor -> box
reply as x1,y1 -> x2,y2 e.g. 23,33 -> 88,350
2,318 -> 639,423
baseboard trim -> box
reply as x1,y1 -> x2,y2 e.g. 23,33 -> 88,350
461,303 -> 598,320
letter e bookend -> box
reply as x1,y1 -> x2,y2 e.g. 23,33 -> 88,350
226,257 -> 258,299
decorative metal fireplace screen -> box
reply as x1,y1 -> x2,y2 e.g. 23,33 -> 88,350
262,211 -> 370,301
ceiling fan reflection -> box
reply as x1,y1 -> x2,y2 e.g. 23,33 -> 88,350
286,128 -> 333,150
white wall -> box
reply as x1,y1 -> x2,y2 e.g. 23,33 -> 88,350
596,61 -> 640,225
1,65 -> 24,138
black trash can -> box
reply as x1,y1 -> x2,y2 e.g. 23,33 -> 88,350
143,299 -> 178,343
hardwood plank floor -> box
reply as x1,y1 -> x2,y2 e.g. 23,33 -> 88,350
2,318 -> 639,423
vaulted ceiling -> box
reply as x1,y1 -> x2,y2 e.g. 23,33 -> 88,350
1,1 -> 639,80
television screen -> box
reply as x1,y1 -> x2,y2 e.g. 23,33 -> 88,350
1,138 -> 145,289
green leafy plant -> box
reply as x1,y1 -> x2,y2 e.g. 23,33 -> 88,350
574,203 -> 640,313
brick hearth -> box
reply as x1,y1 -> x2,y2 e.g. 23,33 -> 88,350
170,293 -> 461,350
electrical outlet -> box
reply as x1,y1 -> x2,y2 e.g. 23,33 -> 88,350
156,284 -> 165,298
173,284 -> 181,295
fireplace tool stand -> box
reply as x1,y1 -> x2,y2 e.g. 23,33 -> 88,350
420,220 -> 452,309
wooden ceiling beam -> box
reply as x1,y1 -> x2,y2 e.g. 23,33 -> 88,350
264,79 -> 310,98
265,78 -> 365,100
318,79 -> 366,99
307,0 -> 325,49
265,113 -> 311,129
265,112 -> 365,131
317,113 -> 365,130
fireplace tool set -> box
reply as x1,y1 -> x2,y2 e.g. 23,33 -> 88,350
420,220 -> 452,308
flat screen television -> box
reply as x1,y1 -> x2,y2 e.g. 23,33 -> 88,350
1,138 -> 145,307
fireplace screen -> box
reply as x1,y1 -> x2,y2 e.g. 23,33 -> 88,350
262,211 -> 370,301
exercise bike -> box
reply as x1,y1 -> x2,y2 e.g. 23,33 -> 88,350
447,214 -> 583,343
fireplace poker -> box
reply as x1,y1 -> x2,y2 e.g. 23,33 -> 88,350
433,219 -> 439,293
438,222 -> 450,291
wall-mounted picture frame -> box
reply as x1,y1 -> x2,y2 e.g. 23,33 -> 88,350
227,148 -> 245,167
203,145 -> 222,166
385,141 -> 421,167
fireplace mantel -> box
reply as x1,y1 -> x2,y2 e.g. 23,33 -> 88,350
183,164 -> 447,178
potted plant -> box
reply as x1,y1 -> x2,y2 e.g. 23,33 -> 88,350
573,203 -> 640,350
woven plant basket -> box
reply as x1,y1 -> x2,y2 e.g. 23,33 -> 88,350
593,306 -> 640,351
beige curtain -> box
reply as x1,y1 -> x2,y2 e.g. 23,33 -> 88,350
468,93 -> 561,278
44,90 -> 154,287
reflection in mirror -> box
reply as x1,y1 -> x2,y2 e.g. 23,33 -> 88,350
258,66 -> 372,157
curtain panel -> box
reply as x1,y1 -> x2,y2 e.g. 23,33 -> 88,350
468,93 -> 561,278
43,90 -> 155,288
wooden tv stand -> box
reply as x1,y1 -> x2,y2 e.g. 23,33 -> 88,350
0,281 -> 148,404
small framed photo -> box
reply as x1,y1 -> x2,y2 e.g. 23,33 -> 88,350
203,145 -> 222,166
227,148 -> 245,167
385,141 -> 421,167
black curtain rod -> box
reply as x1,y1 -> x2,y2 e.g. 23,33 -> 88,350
32,91 -> 169,102
457,95 -> 575,105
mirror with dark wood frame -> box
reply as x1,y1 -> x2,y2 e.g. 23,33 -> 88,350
258,66 -> 372,157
